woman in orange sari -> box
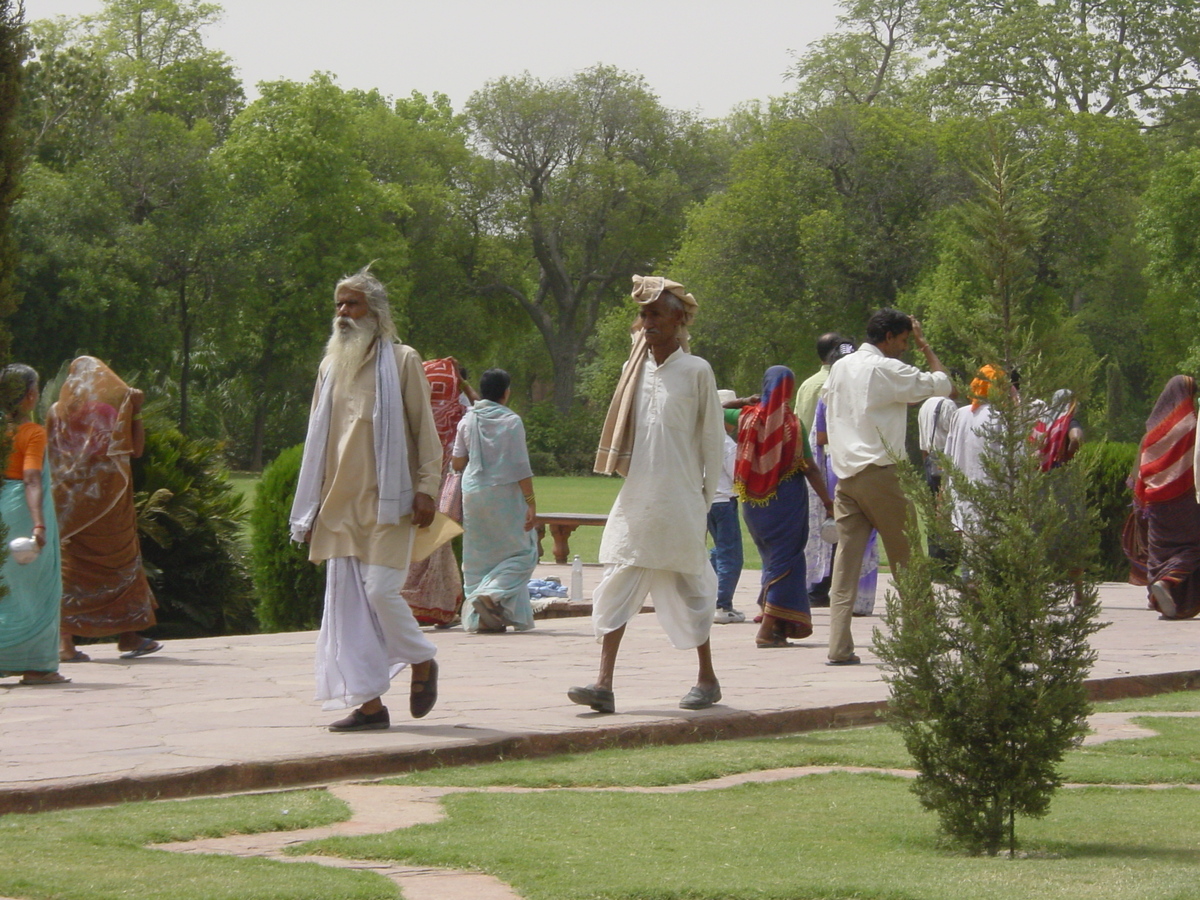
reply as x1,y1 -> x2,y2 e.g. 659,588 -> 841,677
48,357 -> 160,660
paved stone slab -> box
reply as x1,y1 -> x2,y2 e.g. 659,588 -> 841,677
0,567 -> 1196,813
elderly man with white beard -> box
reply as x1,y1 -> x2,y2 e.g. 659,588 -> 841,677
290,266 -> 444,731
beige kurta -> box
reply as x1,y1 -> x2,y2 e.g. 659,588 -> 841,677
308,341 -> 443,570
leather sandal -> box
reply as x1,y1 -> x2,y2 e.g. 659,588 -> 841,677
410,660 -> 439,718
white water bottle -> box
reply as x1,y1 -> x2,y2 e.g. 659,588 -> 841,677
571,554 -> 584,602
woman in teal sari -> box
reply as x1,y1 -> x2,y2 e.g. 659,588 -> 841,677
452,369 -> 539,633
0,364 -> 65,683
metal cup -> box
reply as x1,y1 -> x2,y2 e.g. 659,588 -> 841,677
9,536 -> 40,564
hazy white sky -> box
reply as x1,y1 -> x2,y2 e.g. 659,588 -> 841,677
24,0 -> 843,117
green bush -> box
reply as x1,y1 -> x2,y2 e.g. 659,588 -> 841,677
1076,440 -> 1137,581
133,410 -> 255,637
251,444 -> 325,632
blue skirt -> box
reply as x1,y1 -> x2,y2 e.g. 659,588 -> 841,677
742,474 -> 812,638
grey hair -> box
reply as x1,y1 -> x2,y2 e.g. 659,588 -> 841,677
658,289 -> 695,327
335,264 -> 397,342
0,364 -> 38,416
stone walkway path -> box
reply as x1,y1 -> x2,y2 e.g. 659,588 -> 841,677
3,575 -> 1198,815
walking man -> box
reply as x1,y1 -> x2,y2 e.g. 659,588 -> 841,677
291,266 -> 445,730
569,275 -> 726,713
823,309 -> 952,665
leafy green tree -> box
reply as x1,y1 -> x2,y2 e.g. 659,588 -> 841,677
918,0 -> 1200,119
0,0 -> 26,360
464,65 -> 724,411
677,102 -> 942,387
788,0 -> 924,109
211,76 -> 412,468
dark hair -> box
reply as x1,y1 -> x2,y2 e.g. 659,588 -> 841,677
865,308 -> 913,344
479,368 -> 511,402
0,364 -> 38,417
816,332 -> 845,364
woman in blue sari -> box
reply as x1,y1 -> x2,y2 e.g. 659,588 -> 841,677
452,369 -> 539,633
735,366 -> 834,647
0,365 -> 66,683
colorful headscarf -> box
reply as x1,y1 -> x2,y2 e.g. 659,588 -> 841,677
970,364 -> 1005,411
1134,375 -> 1197,506
1032,388 -> 1077,472
734,366 -> 808,504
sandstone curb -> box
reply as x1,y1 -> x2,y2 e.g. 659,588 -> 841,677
3,668 -> 1197,816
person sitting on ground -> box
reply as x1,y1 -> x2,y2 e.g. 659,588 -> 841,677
569,275 -> 725,714
452,368 -> 539,634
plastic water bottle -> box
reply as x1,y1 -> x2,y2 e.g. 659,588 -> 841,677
571,554 -> 584,602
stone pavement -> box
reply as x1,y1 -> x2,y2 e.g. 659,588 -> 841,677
0,566 -> 1197,814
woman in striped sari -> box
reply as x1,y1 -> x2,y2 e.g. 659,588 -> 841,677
1132,375 -> 1200,619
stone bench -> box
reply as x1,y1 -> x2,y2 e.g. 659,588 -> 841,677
534,512 -> 608,564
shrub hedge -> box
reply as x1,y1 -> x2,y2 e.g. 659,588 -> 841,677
1076,440 -> 1137,582
133,410 -> 255,637
251,444 -> 325,632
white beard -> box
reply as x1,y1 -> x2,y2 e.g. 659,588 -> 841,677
325,316 -> 379,385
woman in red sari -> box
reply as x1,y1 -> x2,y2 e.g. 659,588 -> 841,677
735,366 -> 834,647
1132,375 -> 1200,619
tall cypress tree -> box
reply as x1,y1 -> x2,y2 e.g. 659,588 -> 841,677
0,0 -> 27,360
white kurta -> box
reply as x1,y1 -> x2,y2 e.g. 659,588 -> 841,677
943,403 -> 1000,532
598,347 -> 724,577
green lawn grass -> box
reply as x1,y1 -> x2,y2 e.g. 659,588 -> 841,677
3,691 -> 1199,899
302,776 -> 1200,900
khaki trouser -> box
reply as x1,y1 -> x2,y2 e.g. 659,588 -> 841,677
828,464 -> 913,661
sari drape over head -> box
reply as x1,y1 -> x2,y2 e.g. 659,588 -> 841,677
1032,389 -> 1078,472
400,357 -> 467,626
1134,376 -> 1196,507
459,401 -> 538,632
47,357 -> 156,637
734,366 -> 807,505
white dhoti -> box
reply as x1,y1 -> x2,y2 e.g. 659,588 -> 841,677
315,557 -> 437,710
591,564 -> 716,650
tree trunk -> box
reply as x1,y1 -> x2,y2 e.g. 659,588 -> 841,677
178,279 -> 190,434
548,332 -> 581,414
